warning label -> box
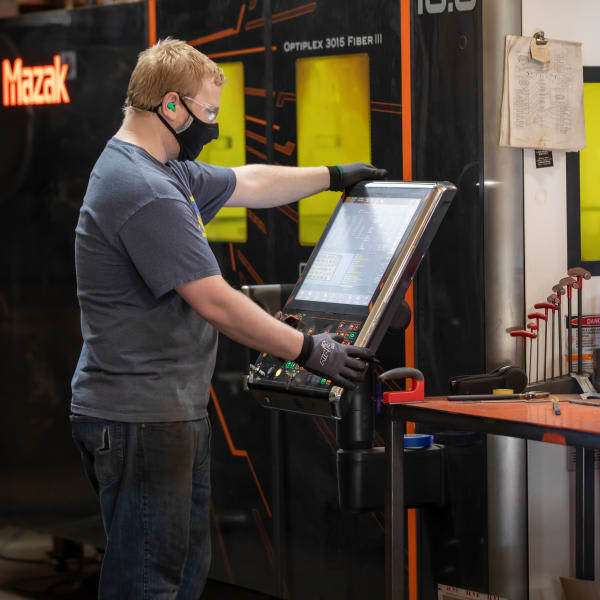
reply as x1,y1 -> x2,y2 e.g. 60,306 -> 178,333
566,314 -> 600,373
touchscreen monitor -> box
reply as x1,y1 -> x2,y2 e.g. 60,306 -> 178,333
294,195 -> 424,307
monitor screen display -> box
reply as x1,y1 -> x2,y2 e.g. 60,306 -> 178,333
294,195 -> 423,306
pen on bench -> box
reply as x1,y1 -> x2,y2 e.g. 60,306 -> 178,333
568,397 -> 600,406
447,391 -> 550,402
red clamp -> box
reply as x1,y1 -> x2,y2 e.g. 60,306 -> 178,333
528,311 -> 547,323
510,330 -> 536,340
534,302 -> 556,320
379,367 -> 425,404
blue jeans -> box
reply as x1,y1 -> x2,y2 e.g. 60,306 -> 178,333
71,416 -> 212,599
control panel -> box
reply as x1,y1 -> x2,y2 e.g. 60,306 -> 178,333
249,312 -> 364,415
247,180 -> 457,419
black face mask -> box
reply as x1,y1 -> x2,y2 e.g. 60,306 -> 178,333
153,97 -> 219,161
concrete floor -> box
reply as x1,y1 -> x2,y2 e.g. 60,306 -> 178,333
0,525 -> 273,599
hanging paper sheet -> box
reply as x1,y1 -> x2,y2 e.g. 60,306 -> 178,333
499,34 -> 585,151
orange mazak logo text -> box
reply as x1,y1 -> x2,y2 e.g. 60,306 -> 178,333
2,55 -> 70,106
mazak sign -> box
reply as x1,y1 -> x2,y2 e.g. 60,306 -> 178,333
2,55 -> 70,106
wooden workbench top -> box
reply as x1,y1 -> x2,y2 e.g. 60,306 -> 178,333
392,394 -> 600,440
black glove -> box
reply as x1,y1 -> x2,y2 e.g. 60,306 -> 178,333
327,163 -> 388,192
295,333 -> 374,389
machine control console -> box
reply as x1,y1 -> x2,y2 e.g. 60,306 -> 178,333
247,180 -> 457,419
249,312 -> 364,398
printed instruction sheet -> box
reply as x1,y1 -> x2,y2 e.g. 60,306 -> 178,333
500,34 -> 585,151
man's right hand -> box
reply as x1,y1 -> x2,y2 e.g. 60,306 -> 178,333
297,333 -> 374,389
327,163 -> 387,191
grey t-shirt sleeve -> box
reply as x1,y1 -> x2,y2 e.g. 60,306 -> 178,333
180,161 -> 236,223
119,197 -> 221,299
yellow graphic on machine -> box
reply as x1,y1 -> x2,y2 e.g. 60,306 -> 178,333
189,196 -> 206,237
568,315 -> 600,372
437,583 -> 508,600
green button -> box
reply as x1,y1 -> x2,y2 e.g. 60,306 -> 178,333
285,361 -> 296,369
320,378 -> 327,384
349,332 -> 356,339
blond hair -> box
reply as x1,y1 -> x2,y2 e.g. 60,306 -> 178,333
124,38 -> 225,111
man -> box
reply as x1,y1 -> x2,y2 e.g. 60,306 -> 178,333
71,38 -> 385,598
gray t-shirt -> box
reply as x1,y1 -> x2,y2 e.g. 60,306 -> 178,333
71,137 -> 236,422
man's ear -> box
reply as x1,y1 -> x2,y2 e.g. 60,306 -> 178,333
160,92 -> 179,118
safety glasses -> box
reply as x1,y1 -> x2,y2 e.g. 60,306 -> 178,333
179,94 -> 219,122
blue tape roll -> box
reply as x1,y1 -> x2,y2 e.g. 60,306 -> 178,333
404,433 -> 434,449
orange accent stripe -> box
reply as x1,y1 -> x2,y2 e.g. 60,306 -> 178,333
246,129 -> 267,144
188,4 -> 246,46
210,502 -> 235,583
372,108 -> 402,115
246,130 -> 296,155
373,101 -> 402,108
245,87 -> 266,97
210,386 -> 272,517
251,508 -> 275,568
272,1 -> 317,23
244,17 -> 264,29
207,46 -> 277,59
236,249 -> 265,284
372,511 -> 385,531
542,432 -> 567,445
276,205 -> 299,223
246,145 -> 267,160
245,2 -> 317,30
312,417 -> 338,454
405,284 -> 415,368
401,1 -> 416,598
274,140 -> 296,155
246,114 -> 281,130
408,508 -> 417,596
275,91 -> 296,108
229,242 -> 237,272
247,209 -> 267,234
401,0 -> 412,181
280,204 -> 298,219
147,0 -> 156,47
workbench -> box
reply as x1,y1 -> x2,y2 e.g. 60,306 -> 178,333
385,394 -> 600,600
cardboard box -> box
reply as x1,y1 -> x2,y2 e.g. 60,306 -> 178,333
0,0 -> 17,18
560,576 -> 600,600
437,584 -> 508,600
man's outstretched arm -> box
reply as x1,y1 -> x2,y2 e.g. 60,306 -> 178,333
227,163 -> 387,208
